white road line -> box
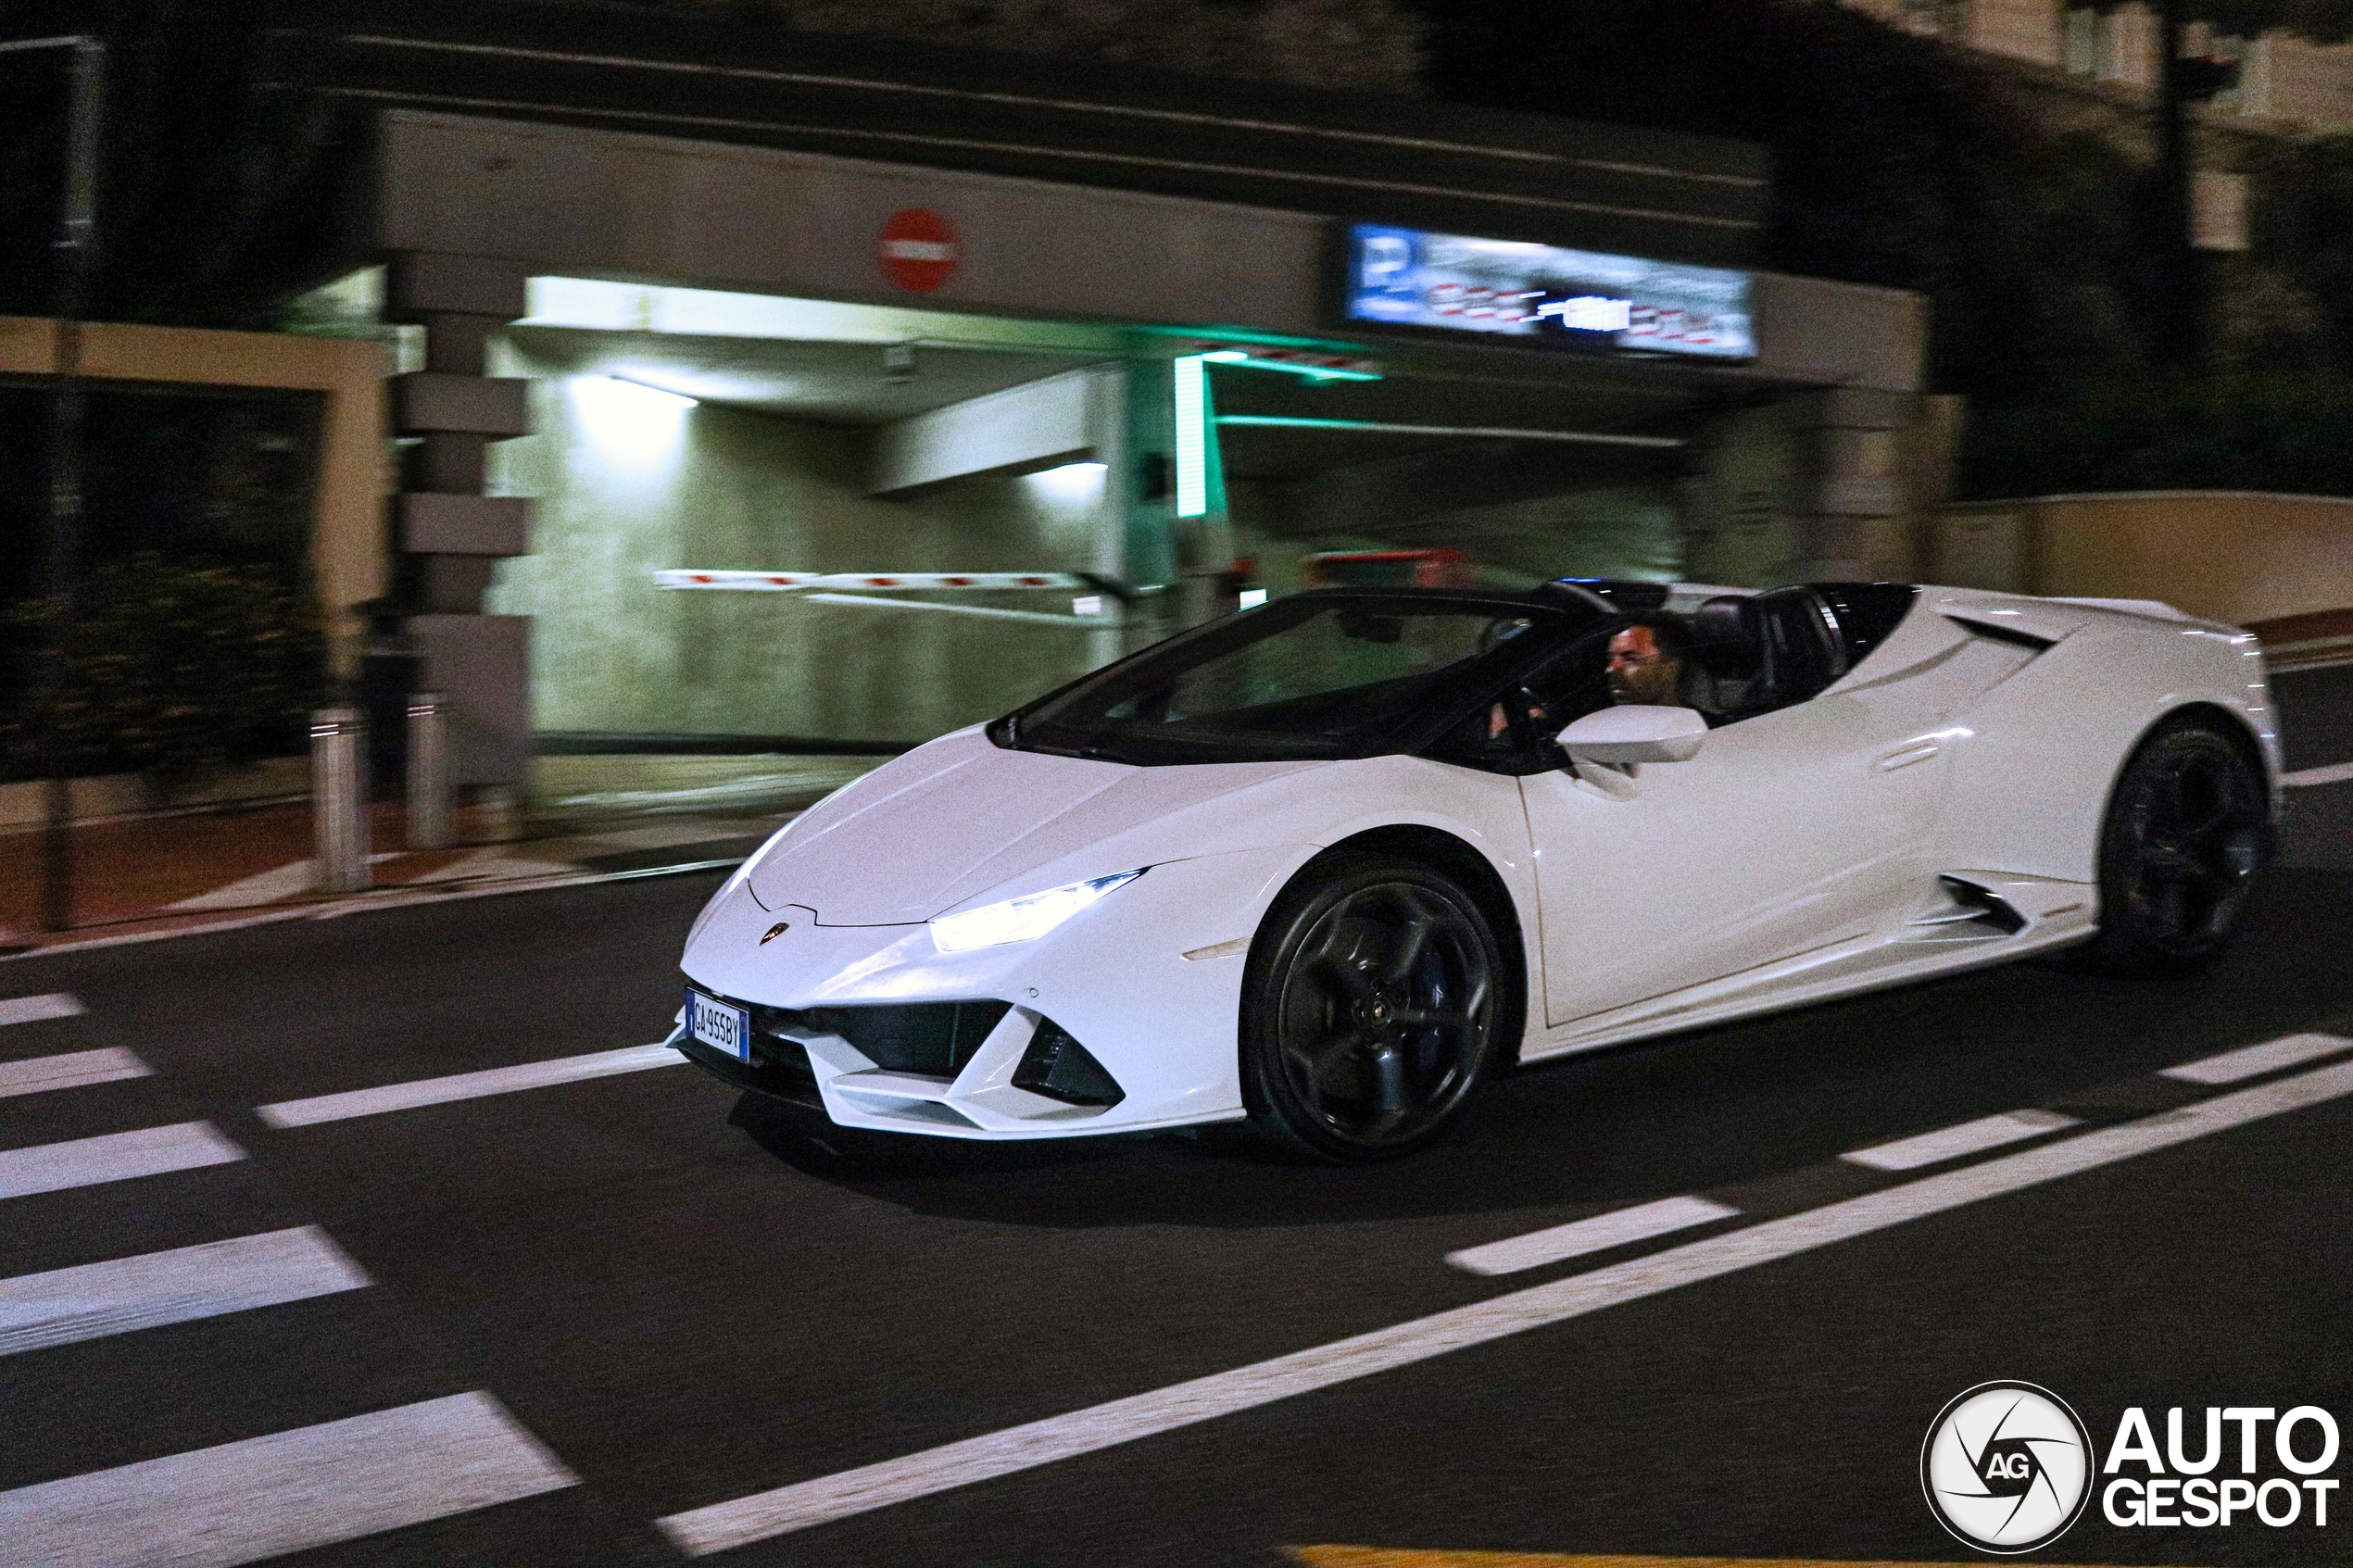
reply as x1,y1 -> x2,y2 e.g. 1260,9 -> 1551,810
2163,1031 -> 2353,1085
1444,1196 -> 1739,1276
0,994 -> 83,1028
3,859 -> 745,964
2282,759 -> 2353,788
0,1048 -> 150,1100
0,1123 -> 245,1202
0,1226 -> 371,1357
256,1042 -> 686,1129
1840,1108 -> 2081,1172
164,854 -> 399,912
656,1058 -> 2353,1556
0,1390 -> 578,1568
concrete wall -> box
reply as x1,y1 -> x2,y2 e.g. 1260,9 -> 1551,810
1228,476 -> 1683,589
1968,0 -> 2065,68
378,111 -> 1928,395
485,341 -> 1115,741
1933,491 -> 2353,626
1682,403 -> 1803,587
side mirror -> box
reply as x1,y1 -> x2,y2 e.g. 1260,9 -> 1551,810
1557,705 -> 1707,765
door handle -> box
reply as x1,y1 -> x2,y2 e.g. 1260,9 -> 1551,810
1876,743 -> 1942,772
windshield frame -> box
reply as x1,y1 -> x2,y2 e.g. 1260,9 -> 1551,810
990,587 -> 1604,767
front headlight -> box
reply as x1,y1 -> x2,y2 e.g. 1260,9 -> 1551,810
929,869 -> 1145,954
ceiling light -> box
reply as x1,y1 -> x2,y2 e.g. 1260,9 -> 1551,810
601,375 -> 698,408
1026,460 -> 1109,501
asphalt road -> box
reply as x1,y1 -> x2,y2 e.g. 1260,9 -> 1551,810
3,811 -> 2350,1567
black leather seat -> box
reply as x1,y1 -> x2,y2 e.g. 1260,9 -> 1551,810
1683,589 -> 1846,720
1750,586 -> 1850,707
1689,596 -> 1766,681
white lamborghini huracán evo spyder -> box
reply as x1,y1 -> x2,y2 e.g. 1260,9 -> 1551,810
673,578 -> 2278,1161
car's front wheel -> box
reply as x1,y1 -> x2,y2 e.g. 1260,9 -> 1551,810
1239,855 -> 1512,1161
2079,716 -> 2271,975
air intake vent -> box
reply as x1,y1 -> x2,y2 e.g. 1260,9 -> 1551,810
1938,609 -> 2057,651
1944,876 -> 2027,935
1012,1020 -> 1125,1107
761,1000 -> 1010,1076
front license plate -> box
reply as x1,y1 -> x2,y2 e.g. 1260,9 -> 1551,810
686,988 -> 751,1061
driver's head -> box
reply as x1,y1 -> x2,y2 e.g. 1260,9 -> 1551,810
1606,620 -> 1687,707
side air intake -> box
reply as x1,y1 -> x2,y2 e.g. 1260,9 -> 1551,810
1012,1020 -> 1126,1107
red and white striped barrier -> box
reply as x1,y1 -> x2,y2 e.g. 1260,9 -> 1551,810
654,570 -> 1089,592
652,571 -> 821,591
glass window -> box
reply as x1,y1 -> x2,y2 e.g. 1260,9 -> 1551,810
1005,595 -> 1590,766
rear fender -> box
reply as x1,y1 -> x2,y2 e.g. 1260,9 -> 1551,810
1932,619 -> 2273,883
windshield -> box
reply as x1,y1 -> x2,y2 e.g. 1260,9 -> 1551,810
1000,593 -> 1587,764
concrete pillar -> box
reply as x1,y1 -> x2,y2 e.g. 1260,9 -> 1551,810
1114,352 -> 1185,643
2102,4 -> 2159,92
1965,0 -> 2065,68
2065,6 -> 2099,75
1079,360 -> 1140,664
383,252 -> 535,803
1785,388 -> 1920,583
1119,347 -> 1235,633
2240,31 -> 2275,118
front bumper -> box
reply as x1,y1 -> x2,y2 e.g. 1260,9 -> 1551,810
675,845 -> 1311,1139
672,1024 -> 824,1110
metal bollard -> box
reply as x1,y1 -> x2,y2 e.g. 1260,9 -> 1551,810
310,706 -> 371,894
405,691 -> 452,849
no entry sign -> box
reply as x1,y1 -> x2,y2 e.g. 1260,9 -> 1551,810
878,208 -> 959,293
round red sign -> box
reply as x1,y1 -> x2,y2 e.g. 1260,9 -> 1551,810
878,208 -> 959,293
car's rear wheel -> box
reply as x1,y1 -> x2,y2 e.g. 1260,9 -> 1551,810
2079,717 -> 2270,975
1240,855 -> 1509,1161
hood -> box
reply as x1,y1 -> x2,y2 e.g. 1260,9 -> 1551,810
748,728 -> 1327,924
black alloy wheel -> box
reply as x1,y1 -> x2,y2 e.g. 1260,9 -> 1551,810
1241,855 -> 1512,1161
2081,718 -> 2271,974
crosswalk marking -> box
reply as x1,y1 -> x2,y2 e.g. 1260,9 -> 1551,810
655,1059 -> 2353,1555
2161,1031 -> 2352,1085
0,1227 -> 371,1357
0,994 -> 83,1028
0,1123 -> 245,1202
0,1391 -> 578,1568
1839,1108 -> 2081,1172
1444,1197 -> 1739,1277
256,1042 -> 686,1128
0,1048 -> 151,1101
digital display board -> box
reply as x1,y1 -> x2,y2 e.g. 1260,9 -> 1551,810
1340,223 -> 1755,361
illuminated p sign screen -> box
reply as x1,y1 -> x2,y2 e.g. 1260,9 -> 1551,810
1341,223 -> 1755,361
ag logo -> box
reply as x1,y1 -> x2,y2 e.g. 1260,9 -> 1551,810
1921,1382 -> 2095,1554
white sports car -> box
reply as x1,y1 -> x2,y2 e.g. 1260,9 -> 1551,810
673,580 -> 2281,1160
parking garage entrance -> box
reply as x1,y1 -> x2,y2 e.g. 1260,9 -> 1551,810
302,271 -> 1800,750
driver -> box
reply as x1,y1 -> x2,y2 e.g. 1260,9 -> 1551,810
1605,619 -> 1691,707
